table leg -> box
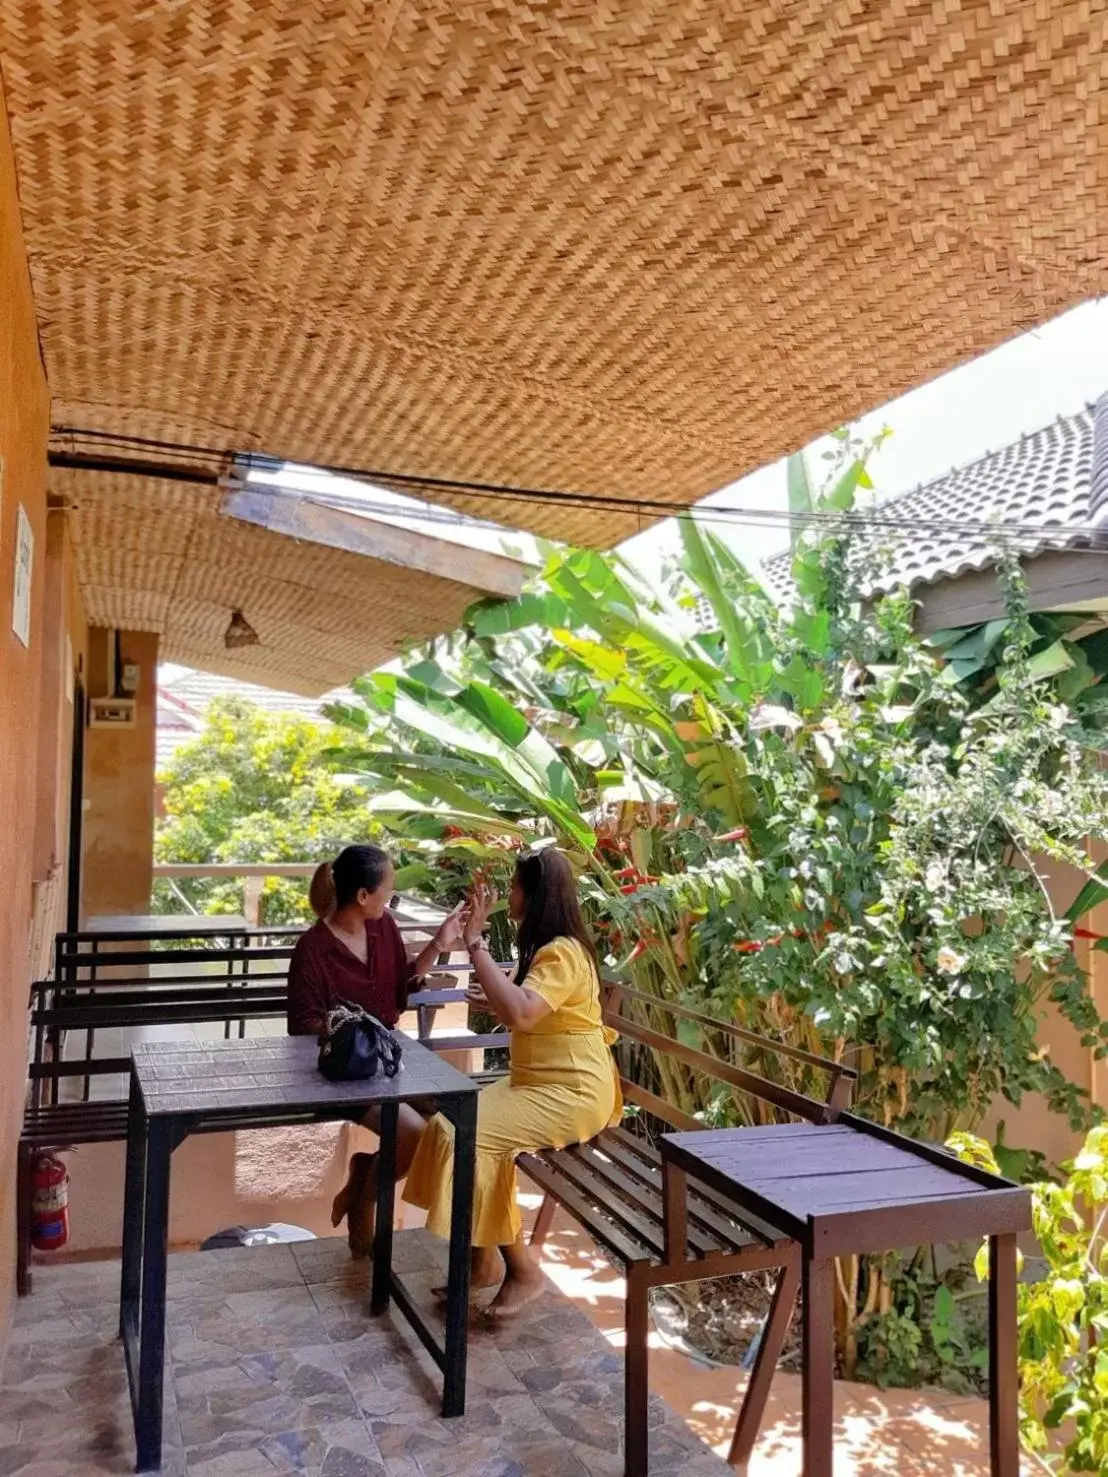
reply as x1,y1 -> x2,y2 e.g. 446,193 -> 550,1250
371,1103 -> 399,1316
441,1093 -> 476,1418
730,1253 -> 801,1470
801,1256 -> 835,1477
989,1233 -> 1019,1477
661,1161 -> 687,1265
135,1117 -> 173,1473
119,1072 -> 146,1339
623,1263 -> 650,1477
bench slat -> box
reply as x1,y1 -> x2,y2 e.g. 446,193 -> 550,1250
518,1152 -> 648,1267
535,1145 -> 669,1260
414,1033 -> 507,1053
47,975 -> 290,993
568,1141 -> 724,1258
32,1000 -> 287,1030
47,985 -> 288,1008
597,1130 -> 765,1253
28,1058 -> 132,1079
605,1127 -> 785,1248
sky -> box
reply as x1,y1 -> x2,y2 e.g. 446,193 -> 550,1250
620,295 -> 1108,579
161,295 -> 1108,686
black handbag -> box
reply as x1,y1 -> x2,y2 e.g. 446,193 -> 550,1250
317,1002 -> 402,1082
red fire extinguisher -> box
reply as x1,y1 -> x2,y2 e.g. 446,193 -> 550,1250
31,1153 -> 69,1251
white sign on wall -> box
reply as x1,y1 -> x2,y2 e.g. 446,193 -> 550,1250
12,504 -> 33,647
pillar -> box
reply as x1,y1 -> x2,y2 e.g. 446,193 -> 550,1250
82,628 -> 160,920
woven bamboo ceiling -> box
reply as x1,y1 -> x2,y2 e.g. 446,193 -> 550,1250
5,0 -> 1107,552
50,464 -> 527,694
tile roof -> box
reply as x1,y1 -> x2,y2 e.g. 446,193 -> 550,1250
762,396 -> 1108,600
160,668 -> 355,719
155,669 -> 357,770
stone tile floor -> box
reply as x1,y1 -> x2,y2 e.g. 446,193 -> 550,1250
0,1232 -> 730,1477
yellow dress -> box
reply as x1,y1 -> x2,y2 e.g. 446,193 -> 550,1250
402,936 -> 622,1247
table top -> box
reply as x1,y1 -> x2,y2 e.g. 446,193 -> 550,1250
86,913 -> 250,935
661,1120 -> 1032,1257
131,1033 -> 476,1119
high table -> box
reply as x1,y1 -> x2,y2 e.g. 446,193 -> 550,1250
119,1035 -> 477,1472
660,1116 -> 1032,1477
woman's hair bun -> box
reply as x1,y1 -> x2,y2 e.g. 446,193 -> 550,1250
308,860 -> 337,920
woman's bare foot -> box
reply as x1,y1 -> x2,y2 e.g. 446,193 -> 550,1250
331,1152 -> 377,1258
481,1263 -> 545,1321
433,1247 -> 503,1301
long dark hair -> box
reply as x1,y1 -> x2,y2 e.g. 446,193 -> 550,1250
513,848 -> 599,985
322,845 -> 392,910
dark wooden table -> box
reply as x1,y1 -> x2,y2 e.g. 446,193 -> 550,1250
119,1035 -> 477,1472
660,1116 -> 1032,1477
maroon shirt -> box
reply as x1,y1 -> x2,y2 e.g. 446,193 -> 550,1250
286,914 -> 418,1036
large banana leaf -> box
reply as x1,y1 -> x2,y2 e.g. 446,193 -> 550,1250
546,554 -> 720,690
368,792 -> 532,839
679,519 -> 771,688
328,748 -> 507,788
786,450 -> 814,546
468,591 -> 574,637
368,678 -> 597,850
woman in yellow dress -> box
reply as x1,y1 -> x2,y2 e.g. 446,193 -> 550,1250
403,847 -> 621,1318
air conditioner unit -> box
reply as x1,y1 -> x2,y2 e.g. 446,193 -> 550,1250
89,696 -> 136,728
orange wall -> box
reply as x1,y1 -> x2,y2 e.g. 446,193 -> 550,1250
82,629 -> 159,918
0,75 -> 51,1349
981,851 -> 1108,1171
32,512 -> 87,882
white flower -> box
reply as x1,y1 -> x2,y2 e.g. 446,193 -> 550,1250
1039,789 -> 1063,818
936,947 -> 966,976
924,861 -> 946,892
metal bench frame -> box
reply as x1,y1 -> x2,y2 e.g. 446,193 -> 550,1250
18,934 -> 504,1296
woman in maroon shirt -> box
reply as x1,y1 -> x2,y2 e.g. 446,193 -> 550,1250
288,844 -> 464,1254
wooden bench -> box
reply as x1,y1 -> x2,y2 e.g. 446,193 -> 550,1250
519,981 -> 856,1476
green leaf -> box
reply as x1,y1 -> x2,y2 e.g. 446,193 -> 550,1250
369,793 -> 530,839
925,627 -> 978,652
679,519 -> 767,686
791,608 -> 831,657
821,457 -> 865,513
392,861 -> 437,892
630,828 -> 652,875
786,450 -> 814,544
552,631 -> 628,683
1026,640 -> 1075,682
455,680 -> 529,747
941,620 -> 1010,664
469,591 -> 573,637
1065,862 -> 1108,922
1075,622 -> 1108,678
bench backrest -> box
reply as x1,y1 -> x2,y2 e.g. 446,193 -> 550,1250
602,979 -> 855,1128
53,920 -> 437,980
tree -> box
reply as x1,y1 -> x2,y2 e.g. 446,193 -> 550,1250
155,698 -> 376,924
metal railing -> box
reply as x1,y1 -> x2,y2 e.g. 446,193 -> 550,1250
151,862 -> 447,930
